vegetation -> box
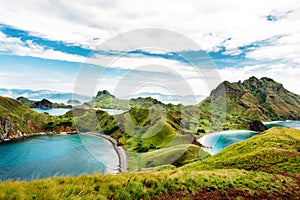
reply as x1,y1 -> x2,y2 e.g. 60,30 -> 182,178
199,76 -> 300,132
0,127 -> 299,199
1,77 -> 300,198
0,96 -> 75,139
183,127 -> 300,173
17,96 -> 71,109
85,90 -> 130,110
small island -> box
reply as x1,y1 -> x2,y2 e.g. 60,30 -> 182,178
17,97 -> 72,109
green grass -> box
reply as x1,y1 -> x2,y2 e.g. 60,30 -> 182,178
0,169 -> 297,200
0,96 -> 75,138
184,127 -> 300,174
199,77 -> 300,132
0,126 -> 299,199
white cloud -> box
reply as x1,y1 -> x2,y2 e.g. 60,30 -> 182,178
1,0 -> 300,96
83,52 -> 217,96
246,33 -> 300,64
0,0 -> 299,52
0,32 -> 86,63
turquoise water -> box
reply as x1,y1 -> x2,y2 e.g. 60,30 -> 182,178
0,134 -> 120,181
199,120 -> 300,155
264,120 -> 300,130
198,130 -> 258,155
32,108 -> 71,116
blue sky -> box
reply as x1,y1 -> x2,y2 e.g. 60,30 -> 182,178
0,0 -> 300,97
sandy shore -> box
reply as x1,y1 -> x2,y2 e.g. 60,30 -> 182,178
80,132 -> 128,173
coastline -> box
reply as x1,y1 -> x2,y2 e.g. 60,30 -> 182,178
1,131 -> 128,174
83,132 -> 128,173
0,131 -> 77,142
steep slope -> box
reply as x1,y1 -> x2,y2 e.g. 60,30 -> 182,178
199,76 -> 300,130
0,96 -> 75,140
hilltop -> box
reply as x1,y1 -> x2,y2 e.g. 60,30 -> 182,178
199,76 -> 300,131
1,127 -> 299,199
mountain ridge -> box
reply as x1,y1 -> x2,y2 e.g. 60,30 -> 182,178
196,76 -> 300,132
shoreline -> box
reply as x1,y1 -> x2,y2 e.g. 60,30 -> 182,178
83,132 -> 128,173
0,131 -> 128,174
0,131 -> 77,142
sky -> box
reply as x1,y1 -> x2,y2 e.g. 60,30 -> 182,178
0,0 -> 300,98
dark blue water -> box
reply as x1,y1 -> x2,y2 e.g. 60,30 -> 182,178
0,134 -> 119,181
198,130 -> 258,155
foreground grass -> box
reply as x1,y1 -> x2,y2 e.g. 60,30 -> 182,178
0,169 -> 297,200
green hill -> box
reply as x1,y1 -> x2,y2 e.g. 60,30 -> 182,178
184,127 -> 300,173
199,76 -> 300,131
84,90 -> 130,110
1,127 -> 299,199
0,96 -> 75,140
17,96 -> 71,109
70,104 -> 203,170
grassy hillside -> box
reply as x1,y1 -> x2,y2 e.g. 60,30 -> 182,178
186,127 -> 300,175
1,127 -> 299,199
0,96 -> 75,140
199,76 -> 300,131
185,127 -> 300,174
84,90 -> 130,110
70,105 -> 203,170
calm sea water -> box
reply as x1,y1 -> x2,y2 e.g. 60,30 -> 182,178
264,120 -> 300,130
199,120 -> 300,155
0,134 -> 119,181
33,108 -> 127,116
198,130 -> 258,155
32,108 -> 71,116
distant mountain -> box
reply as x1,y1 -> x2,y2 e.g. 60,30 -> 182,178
199,76 -> 300,130
120,92 -> 205,105
0,88 -> 90,103
17,97 -> 72,109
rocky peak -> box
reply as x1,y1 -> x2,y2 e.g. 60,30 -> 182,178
96,90 -> 115,98
242,76 -> 260,89
33,99 -> 53,109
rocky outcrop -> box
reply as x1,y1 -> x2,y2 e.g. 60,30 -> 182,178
248,120 -> 267,132
0,117 -> 12,140
96,90 -> 115,98
33,99 -> 53,109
